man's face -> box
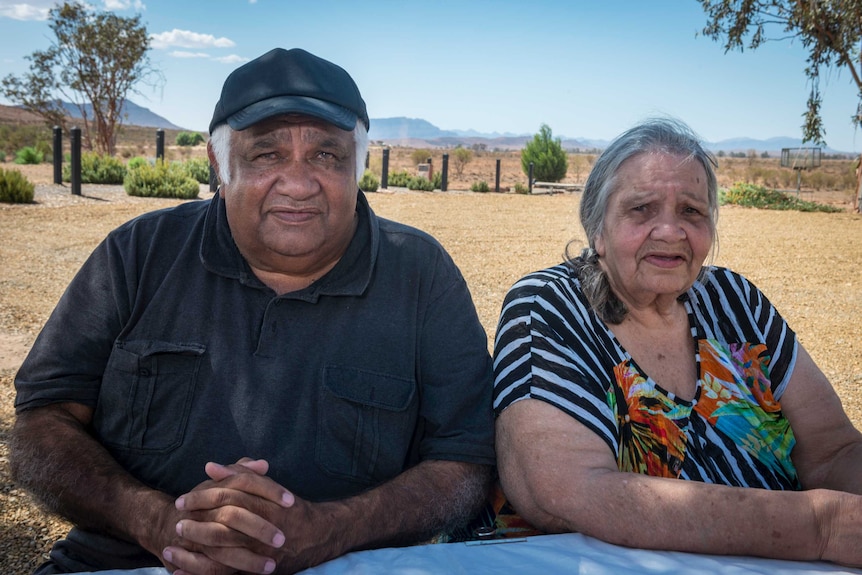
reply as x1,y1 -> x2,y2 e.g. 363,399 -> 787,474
220,114 -> 358,278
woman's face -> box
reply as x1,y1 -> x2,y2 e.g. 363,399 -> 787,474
595,152 -> 714,309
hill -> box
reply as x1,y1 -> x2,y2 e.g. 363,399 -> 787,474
0,104 -> 854,156
366,116 -> 852,156
0,100 -> 184,131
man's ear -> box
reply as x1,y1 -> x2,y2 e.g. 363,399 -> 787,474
206,141 -> 224,197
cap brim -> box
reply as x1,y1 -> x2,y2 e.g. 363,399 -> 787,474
226,95 -> 358,131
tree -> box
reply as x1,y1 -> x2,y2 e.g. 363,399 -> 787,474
521,124 -> 568,183
1,2 -> 156,155
699,0 -> 862,211
451,146 -> 473,178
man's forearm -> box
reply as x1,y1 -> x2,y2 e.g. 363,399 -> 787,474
10,404 -> 176,556
339,459 -> 491,549
280,460 -> 492,572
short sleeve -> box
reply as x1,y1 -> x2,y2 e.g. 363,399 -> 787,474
492,265 -> 624,456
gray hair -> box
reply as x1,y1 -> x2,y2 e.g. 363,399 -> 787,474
565,117 -> 719,324
210,120 -> 369,187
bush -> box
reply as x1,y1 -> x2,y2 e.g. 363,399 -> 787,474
720,182 -> 842,212
34,140 -> 52,159
63,152 -> 127,184
0,150 -> 6,162
470,180 -> 490,193
14,146 -> 44,165
407,176 -> 435,191
124,159 -> 200,199
359,170 -> 379,193
0,167 -> 35,203
521,124 -> 568,182
514,182 -> 529,194
176,131 -> 205,146
451,147 -> 473,178
410,148 -> 433,165
431,171 -> 442,190
387,170 -> 411,187
183,157 -> 211,184
127,156 -> 149,170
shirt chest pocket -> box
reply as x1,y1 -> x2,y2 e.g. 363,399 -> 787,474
95,340 -> 206,453
316,365 -> 417,485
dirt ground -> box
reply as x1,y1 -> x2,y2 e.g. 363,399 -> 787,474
0,163 -> 860,573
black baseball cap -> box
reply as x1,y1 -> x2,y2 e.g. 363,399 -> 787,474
209,48 -> 369,134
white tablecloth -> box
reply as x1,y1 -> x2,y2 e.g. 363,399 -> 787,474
75,533 -> 862,575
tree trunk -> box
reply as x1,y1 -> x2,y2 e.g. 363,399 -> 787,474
857,152 -> 862,213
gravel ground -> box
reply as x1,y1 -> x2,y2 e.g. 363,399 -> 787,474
0,175 -> 860,573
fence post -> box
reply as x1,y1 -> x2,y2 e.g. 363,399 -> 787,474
528,162 -> 534,194
156,129 -> 165,162
381,148 -> 389,189
495,159 -> 501,193
70,127 -> 81,196
441,154 -> 449,192
52,126 -> 63,185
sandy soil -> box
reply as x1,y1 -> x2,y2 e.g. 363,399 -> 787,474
0,163 -> 860,573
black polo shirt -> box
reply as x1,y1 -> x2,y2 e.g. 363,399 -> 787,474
15,191 -> 494,571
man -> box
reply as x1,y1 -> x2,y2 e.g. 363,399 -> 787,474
11,48 -> 495,575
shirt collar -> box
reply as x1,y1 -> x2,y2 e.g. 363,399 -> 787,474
200,190 -> 378,299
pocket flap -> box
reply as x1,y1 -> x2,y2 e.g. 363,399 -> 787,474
323,366 -> 415,411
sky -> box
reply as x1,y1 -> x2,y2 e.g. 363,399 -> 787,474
1,0 -> 861,153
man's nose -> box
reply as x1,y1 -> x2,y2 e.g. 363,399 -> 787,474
274,160 -> 319,199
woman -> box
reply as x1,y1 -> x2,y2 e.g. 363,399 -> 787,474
493,118 -> 862,566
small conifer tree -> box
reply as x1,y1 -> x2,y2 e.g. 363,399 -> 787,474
521,124 -> 568,183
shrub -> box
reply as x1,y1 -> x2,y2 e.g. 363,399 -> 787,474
451,147 -> 473,178
407,176 -> 435,191
431,171 -> 442,190
176,131 -> 205,146
124,159 -> 200,199
521,124 -> 568,182
514,182 -> 529,194
14,146 -> 44,165
0,167 -> 35,203
0,150 -> 6,162
63,152 -> 127,184
387,170 -> 411,187
359,170 -> 379,193
720,182 -> 842,213
470,180 -> 490,193
127,156 -> 149,170
410,148 -> 433,165
34,140 -> 52,159
183,157 -> 211,184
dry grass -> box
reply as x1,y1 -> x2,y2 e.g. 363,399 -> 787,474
0,163 -> 860,573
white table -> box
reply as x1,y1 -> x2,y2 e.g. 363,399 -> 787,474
76,533 -> 862,575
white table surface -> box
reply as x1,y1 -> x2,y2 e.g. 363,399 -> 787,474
73,532 -> 862,575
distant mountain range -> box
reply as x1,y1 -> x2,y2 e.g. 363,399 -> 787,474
3,101 -> 851,155
369,117 -> 852,155
55,100 -> 183,130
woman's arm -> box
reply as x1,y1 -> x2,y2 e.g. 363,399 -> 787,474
778,345 -> 862,493
496,397 -> 862,566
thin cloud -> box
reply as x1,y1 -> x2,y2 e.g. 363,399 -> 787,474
214,55 -> 249,64
170,51 -> 210,59
150,29 -> 235,50
0,0 -> 141,21
103,0 -> 145,10
0,2 -> 50,20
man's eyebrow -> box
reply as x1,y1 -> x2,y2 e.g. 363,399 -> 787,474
302,131 -> 349,149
